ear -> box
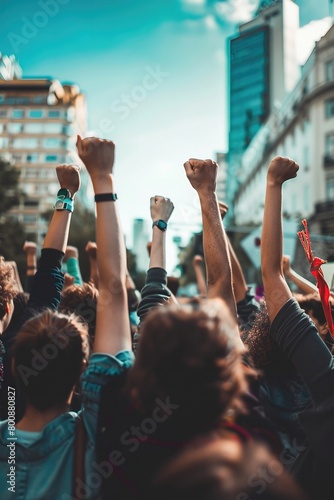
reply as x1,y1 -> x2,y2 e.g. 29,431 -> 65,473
80,358 -> 88,374
319,322 -> 329,336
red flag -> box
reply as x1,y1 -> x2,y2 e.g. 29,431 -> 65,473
297,219 -> 334,338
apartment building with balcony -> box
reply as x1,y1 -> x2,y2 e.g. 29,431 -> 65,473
0,66 -> 87,244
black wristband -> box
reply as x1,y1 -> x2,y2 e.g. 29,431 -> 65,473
94,193 -> 118,202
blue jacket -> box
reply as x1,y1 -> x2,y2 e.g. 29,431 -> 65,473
0,351 -> 134,500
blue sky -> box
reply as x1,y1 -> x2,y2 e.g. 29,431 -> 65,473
0,0 -> 332,268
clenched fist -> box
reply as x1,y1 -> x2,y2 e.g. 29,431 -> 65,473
76,135 -> 115,179
56,164 -> 81,198
267,156 -> 299,186
150,196 -> 174,223
183,158 -> 217,195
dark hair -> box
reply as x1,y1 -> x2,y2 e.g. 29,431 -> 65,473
129,298 -> 248,428
59,282 -> 98,341
149,435 -> 307,500
296,293 -> 334,326
12,310 -> 89,411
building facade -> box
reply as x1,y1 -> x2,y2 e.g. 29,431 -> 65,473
0,63 -> 87,244
234,25 -> 334,241
226,0 -> 299,223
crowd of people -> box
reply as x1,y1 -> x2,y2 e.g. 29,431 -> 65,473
0,136 -> 333,499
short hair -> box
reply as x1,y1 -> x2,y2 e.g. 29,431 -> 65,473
0,257 -> 19,320
129,298 -> 248,426
59,282 -> 98,340
12,310 -> 90,411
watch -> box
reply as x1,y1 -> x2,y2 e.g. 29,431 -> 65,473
57,188 -> 73,200
54,198 -> 74,212
152,220 -> 168,232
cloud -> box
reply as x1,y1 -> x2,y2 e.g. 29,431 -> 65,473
296,17 -> 332,65
213,0 -> 258,25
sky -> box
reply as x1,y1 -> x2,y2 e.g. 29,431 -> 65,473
0,0 -> 333,271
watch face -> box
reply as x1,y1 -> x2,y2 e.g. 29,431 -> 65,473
55,200 -> 64,210
158,220 -> 167,231
57,188 -> 71,199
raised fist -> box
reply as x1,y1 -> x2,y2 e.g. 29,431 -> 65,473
267,156 -> 299,186
76,135 -> 115,178
56,164 -> 81,198
150,196 -> 174,223
183,158 -> 217,194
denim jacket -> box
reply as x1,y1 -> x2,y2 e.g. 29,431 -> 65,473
0,351 -> 134,500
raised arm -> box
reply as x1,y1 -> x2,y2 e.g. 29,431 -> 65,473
27,164 -> 80,312
136,196 -> 174,323
193,255 -> 207,297
85,241 -> 99,288
183,159 -> 237,321
77,136 -> 130,355
261,156 -> 299,322
282,255 -> 318,295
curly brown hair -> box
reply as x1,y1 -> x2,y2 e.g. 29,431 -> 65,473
0,257 -> 19,320
129,298 -> 248,429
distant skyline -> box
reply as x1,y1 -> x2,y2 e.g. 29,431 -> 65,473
0,0 -> 333,271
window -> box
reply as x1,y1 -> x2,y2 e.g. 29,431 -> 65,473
24,200 -> 39,207
12,109 -> 24,118
45,155 -> 58,162
326,60 -> 334,81
29,110 -> 43,119
325,99 -> 334,119
25,123 -> 44,134
326,134 -> 334,159
26,154 -> 39,163
12,138 -> 39,149
326,178 -> 334,200
43,138 -> 64,148
25,168 -> 40,178
0,110 -> 7,117
0,137 -> 9,149
23,215 -> 37,224
48,110 -> 61,118
7,123 -> 23,134
44,123 -> 63,134
32,96 -> 46,104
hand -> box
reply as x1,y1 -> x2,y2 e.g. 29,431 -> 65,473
85,241 -> 97,259
23,241 -> 37,256
150,196 -> 174,223
63,273 -> 75,289
183,158 -> 217,195
282,255 -> 291,275
56,164 -> 81,198
65,246 -> 79,260
267,156 -> 299,186
193,255 -> 204,266
218,202 -> 229,221
76,135 -> 115,179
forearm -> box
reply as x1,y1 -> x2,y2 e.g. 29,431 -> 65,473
199,191 -> 236,316
261,181 -> 292,320
193,262 -> 207,296
43,211 -> 72,253
227,238 -> 248,303
149,227 -> 166,269
286,268 -> 317,295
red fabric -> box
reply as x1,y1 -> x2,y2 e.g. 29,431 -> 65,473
297,219 -> 334,338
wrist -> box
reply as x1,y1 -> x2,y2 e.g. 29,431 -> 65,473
91,173 -> 114,189
266,178 -> 283,189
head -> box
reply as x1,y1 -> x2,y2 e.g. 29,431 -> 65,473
296,293 -> 333,338
149,436 -> 306,500
129,298 -> 248,427
12,310 -> 90,412
59,282 -> 98,341
0,257 -> 19,332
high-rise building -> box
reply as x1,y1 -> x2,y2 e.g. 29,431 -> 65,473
215,152 -> 227,203
226,0 -> 299,223
0,59 -> 87,244
233,24 -> 334,265
0,53 -> 22,80
132,218 -> 149,272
